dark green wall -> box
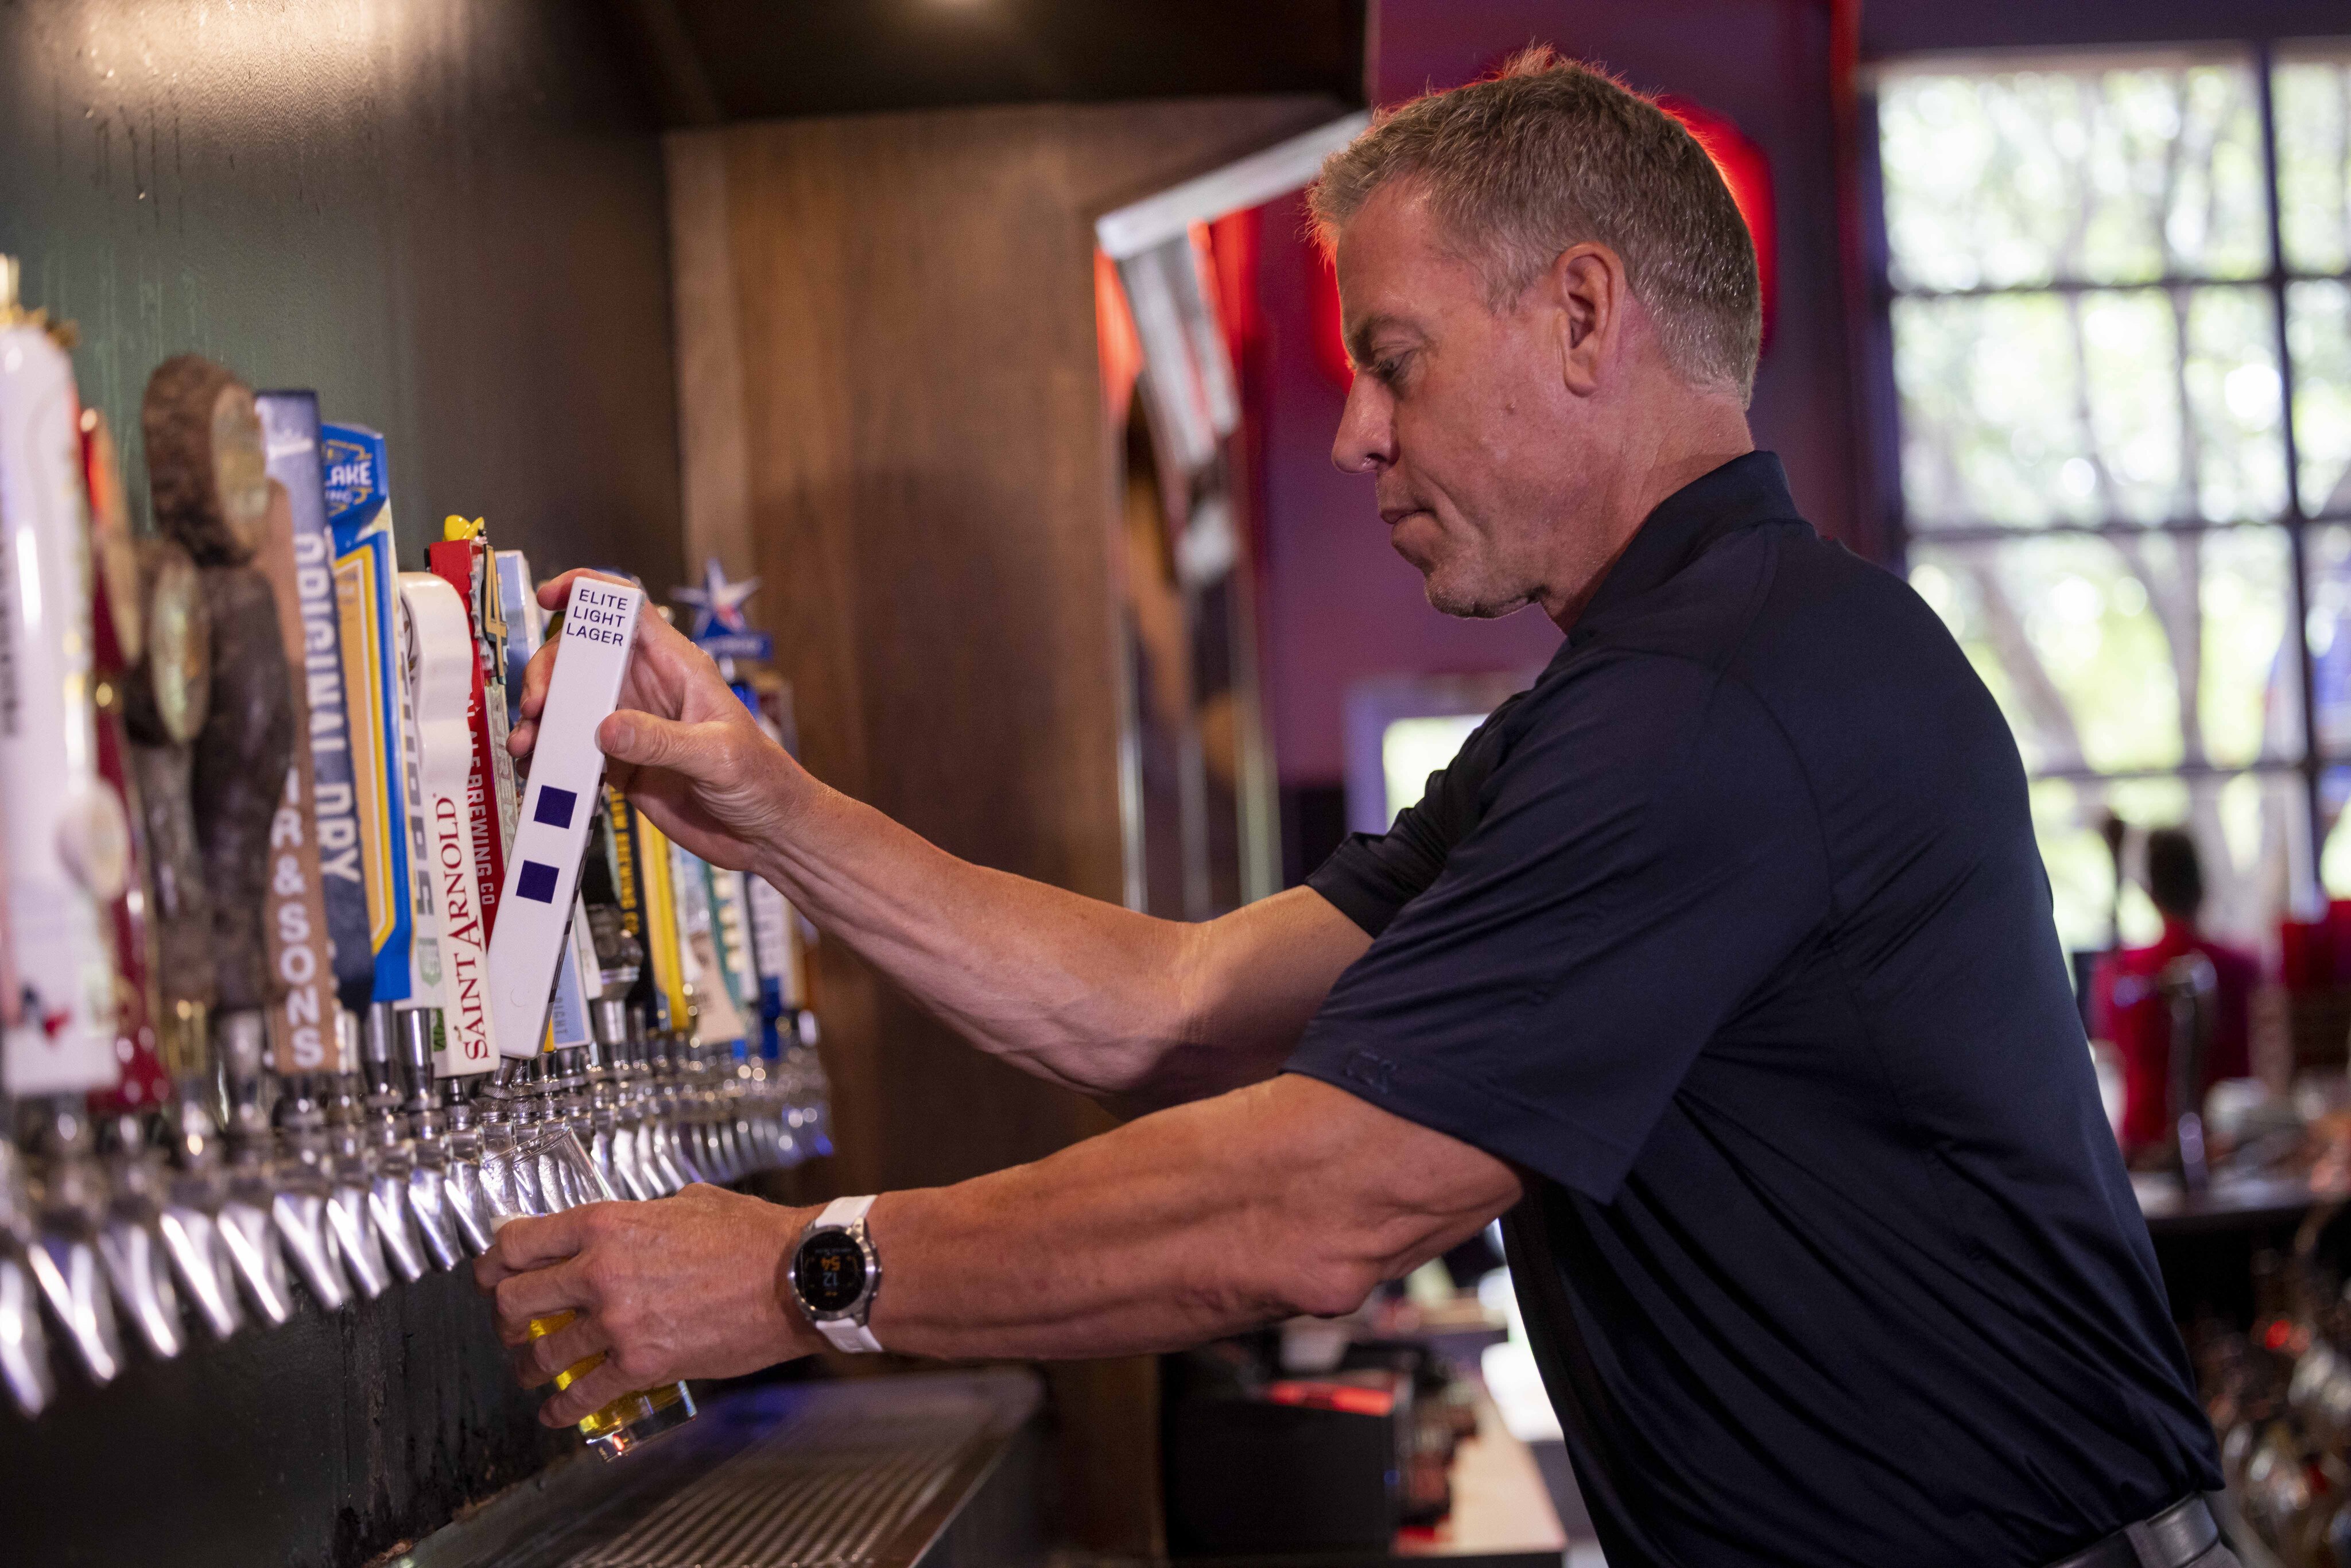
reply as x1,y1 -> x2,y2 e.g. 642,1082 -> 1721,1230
0,0 -> 684,589
0,3 -> 680,1562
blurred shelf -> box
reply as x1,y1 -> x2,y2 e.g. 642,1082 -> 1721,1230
1176,1381 -> 1564,1568
2134,1171 -> 2326,1235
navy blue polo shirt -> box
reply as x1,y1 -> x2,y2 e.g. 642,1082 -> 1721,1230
1289,453 -> 2218,1568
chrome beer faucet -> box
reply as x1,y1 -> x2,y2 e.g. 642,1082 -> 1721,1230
320,1049 -> 390,1301
440,1071 -> 496,1258
267,1070 -> 351,1312
22,1097 -> 126,1386
392,1006 -> 463,1270
356,1007 -> 428,1282
94,1111 -> 185,1361
0,1128 -> 57,1416
154,1006 -> 244,1342
215,1013 -> 296,1325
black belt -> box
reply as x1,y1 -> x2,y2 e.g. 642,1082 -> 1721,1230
2042,1496 -> 2230,1568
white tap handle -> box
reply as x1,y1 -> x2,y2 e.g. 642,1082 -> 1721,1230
399,572 -> 499,1075
483,577 -> 641,1062
0,319 -> 121,1096
494,549 -> 599,1051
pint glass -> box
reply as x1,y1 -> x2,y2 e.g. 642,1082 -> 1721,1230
479,1124 -> 697,1458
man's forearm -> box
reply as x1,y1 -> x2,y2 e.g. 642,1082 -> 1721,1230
746,756 -> 1367,1108
860,1075 -> 1520,1360
483,1074 -> 1526,1430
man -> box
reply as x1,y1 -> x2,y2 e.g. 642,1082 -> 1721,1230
2092,828 -> 2257,1163
482,52 -> 2228,1568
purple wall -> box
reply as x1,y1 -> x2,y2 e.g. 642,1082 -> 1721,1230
1256,0 -> 1858,785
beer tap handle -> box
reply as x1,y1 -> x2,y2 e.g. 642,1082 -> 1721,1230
399,572 -> 501,1073
84,413 -> 174,1121
257,394 -> 375,1023
1,274 -> 136,1394
121,537 -> 239,1343
146,355 -> 300,1328
72,408 -> 192,1361
247,407 -> 385,1303
188,569 -> 294,1022
125,539 -> 215,1061
0,273 -> 125,1103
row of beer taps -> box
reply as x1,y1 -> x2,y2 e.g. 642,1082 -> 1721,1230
2,984 -> 833,1412
0,266 -> 833,1418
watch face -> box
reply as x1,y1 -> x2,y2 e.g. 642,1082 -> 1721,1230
795,1231 -> 867,1315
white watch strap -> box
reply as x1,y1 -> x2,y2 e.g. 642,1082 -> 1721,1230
811,1194 -> 882,1352
818,1317 -> 884,1353
818,1194 -> 876,1228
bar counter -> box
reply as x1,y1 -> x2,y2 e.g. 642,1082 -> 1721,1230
390,1368 -> 1044,1568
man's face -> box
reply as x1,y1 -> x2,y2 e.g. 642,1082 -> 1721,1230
1329,184 -> 1596,621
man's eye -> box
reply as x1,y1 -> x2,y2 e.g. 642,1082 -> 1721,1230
1371,356 -> 1407,385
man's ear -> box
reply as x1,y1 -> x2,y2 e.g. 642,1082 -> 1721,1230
1543,242 -> 1627,399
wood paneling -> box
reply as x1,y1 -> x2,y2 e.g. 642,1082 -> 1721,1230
667,94 -> 1339,1553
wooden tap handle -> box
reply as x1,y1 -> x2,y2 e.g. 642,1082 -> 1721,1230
142,355 -> 271,568
188,564 -> 295,1016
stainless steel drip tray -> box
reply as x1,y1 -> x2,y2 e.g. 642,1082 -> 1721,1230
387,1368 -> 1044,1568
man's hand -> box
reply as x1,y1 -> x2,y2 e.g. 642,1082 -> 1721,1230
472,1185 -> 823,1429
511,568 -> 808,874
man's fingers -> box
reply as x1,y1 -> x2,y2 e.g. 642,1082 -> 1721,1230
491,1258 -> 595,1343
516,567 -> 633,728
599,710 -> 715,774
514,638 -> 559,733
478,1210 -> 587,1287
536,566 -> 634,612
517,1313 -> 611,1390
539,1357 -> 640,1429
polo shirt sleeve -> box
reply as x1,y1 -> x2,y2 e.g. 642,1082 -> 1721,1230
1285,655 -> 1832,1203
1308,693 -> 1527,938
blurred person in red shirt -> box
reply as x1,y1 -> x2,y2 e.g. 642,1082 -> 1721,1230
2090,828 -> 2256,1162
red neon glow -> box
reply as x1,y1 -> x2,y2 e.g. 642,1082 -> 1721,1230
1656,95 -> 1778,349
1095,249 -> 1144,428
1308,243 -> 1353,390
1204,208 -> 1263,382
1266,1380 -> 1397,1418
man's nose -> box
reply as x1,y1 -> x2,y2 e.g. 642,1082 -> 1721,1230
1330,375 -> 1394,475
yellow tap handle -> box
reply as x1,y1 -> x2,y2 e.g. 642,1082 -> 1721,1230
634,806 -> 692,1035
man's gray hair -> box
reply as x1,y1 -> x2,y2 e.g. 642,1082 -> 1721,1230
1310,47 -> 1763,404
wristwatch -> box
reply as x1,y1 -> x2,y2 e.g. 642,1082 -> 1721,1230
789,1196 -> 884,1352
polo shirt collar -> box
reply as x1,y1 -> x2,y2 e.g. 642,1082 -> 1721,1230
1562,451 -> 1805,650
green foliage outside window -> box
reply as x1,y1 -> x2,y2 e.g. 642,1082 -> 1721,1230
1879,48 -> 2351,956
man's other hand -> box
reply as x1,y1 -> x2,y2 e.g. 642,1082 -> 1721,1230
510,567 -> 809,875
474,1184 -> 821,1429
